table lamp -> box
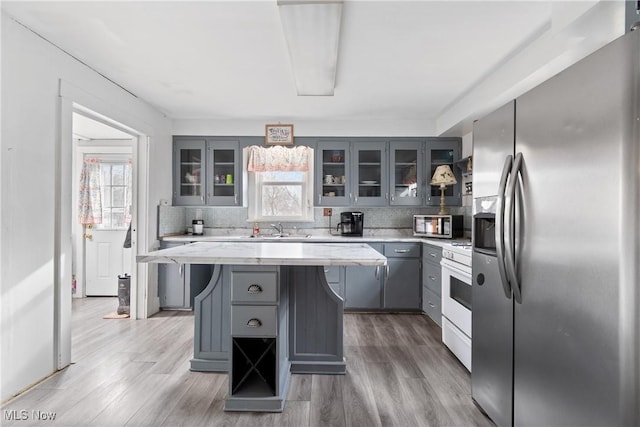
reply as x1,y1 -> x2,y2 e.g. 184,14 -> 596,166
430,165 -> 457,215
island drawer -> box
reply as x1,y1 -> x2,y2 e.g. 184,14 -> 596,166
231,306 -> 277,337
231,271 -> 278,303
384,243 -> 420,258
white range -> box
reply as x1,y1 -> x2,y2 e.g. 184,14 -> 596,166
440,242 -> 472,371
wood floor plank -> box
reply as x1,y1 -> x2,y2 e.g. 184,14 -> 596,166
309,375 -> 346,427
160,372 -> 226,427
275,400 -> 310,427
122,370 -> 196,427
340,353 -> 382,427
366,362 -> 422,427
287,374 -> 312,401
88,373 -> 172,426
1,299 -> 493,427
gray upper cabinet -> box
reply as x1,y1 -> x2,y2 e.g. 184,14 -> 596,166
173,138 -> 206,206
173,136 -> 462,207
173,136 -> 242,206
425,138 -> 462,207
351,141 -> 388,207
316,141 -> 350,206
206,139 -> 241,206
389,140 -> 424,206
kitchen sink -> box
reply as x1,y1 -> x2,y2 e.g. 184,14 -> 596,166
253,234 -> 313,239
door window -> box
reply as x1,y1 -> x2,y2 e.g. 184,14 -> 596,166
97,161 -> 132,230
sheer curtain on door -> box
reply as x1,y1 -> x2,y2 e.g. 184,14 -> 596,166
78,157 -> 102,225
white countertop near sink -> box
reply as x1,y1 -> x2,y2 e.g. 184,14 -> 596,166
161,230 -> 469,249
138,241 -> 387,266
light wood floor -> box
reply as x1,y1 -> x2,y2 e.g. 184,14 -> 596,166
2,297 -> 492,427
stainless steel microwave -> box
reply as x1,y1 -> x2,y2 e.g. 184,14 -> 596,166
413,214 -> 464,239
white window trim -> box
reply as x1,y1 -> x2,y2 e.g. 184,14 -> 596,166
245,148 -> 315,222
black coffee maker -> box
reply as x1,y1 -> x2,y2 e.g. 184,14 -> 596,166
337,211 -> 364,236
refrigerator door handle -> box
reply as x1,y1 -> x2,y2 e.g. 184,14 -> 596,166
505,152 -> 523,304
496,154 -> 513,299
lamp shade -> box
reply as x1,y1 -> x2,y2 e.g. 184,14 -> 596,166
430,165 -> 457,186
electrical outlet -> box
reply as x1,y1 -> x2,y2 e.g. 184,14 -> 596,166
323,208 -> 332,217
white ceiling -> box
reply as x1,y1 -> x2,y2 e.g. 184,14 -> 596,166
73,113 -> 134,140
1,1 -> 626,136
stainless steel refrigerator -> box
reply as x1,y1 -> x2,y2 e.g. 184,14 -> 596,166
471,30 -> 639,426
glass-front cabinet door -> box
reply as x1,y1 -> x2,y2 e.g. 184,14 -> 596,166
389,140 -> 423,206
351,141 -> 387,206
173,138 -> 206,205
206,139 -> 241,206
316,141 -> 350,206
425,138 -> 462,207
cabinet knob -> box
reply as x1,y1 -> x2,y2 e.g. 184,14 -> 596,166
428,302 -> 436,308
429,275 -> 436,281
246,318 -> 262,328
429,252 -> 437,258
247,284 -> 263,294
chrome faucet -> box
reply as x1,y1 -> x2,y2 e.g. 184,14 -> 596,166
270,223 -> 285,236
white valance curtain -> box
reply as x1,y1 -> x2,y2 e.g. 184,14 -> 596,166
78,157 -> 102,225
246,145 -> 311,172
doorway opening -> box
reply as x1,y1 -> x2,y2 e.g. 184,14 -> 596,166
72,116 -> 134,300
67,109 -> 140,362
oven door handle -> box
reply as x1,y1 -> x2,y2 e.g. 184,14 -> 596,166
504,153 -> 523,304
495,154 -> 513,299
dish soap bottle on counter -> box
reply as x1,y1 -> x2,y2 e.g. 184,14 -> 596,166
253,222 -> 260,237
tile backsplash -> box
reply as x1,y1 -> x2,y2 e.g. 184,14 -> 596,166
158,205 -> 472,237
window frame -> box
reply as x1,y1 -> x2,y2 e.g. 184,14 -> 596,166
246,149 -> 315,223
96,160 -> 132,231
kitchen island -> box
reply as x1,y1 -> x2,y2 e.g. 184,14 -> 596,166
138,241 -> 387,412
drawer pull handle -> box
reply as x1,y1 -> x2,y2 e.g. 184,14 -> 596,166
429,275 -> 436,281
394,249 -> 410,253
247,284 -> 263,294
429,252 -> 437,257
428,302 -> 436,308
246,318 -> 262,328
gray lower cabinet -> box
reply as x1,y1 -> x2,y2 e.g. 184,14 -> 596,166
422,243 -> 443,325
226,265 -> 289,412
344,242 -> 421,311
190,262 -> 345,413
344,243 -> 383,310
384,243 -> 421,310
158,242 -> 211,309
324,265 -> 344,299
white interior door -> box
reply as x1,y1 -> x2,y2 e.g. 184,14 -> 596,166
84,157 -> 132,296
85,228 -> 129,295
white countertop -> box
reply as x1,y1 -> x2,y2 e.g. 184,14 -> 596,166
161,232 -> 469,249
138,241 -> 388,266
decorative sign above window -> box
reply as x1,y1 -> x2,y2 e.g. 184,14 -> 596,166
265,124 -> 294,146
